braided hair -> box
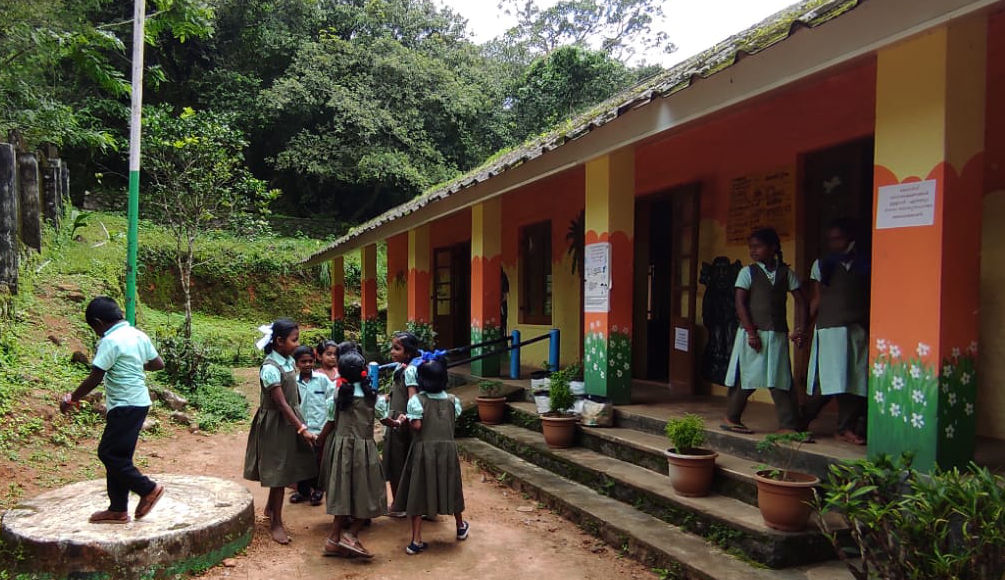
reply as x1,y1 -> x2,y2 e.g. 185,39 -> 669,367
335,351 -> 375,412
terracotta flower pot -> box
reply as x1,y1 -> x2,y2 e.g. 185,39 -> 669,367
540,414 -> 578,449
664,448 -> 719,497
753,469 -> 820,532
476,396 -> 507,425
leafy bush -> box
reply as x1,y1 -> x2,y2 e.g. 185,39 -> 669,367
190,383 -> 249,432
755,431 -> 813,480
205,364 -> 236,388
664,414 -> 705,454
816,454 -> 1005,580
547,366 -> 575,415
155,332 -> 212,393
406,321 -> 437,350
478,380 -> 503,398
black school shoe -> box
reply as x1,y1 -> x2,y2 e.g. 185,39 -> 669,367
456,521 -> 470,541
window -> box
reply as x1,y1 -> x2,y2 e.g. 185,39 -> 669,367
519,221 -> 552,325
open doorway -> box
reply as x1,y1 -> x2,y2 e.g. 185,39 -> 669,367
633,184 -> 700,391
433,242 -> 471,350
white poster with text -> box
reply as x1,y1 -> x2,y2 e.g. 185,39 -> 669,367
584,242 -> 611,313
876,179 -> 936,229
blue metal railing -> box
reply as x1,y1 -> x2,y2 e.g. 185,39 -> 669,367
367,328 -> 560,390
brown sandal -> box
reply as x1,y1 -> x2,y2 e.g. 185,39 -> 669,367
323,538 -> 353,558
135,484 -> 164,520
89,510 -> 130,524
337,533 -> 373,558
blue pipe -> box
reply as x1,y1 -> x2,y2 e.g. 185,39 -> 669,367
368,362 -> 379,391
510,330 -> 521,380
548,329 -> 560,372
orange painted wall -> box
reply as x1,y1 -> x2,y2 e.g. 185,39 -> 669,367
502,167 -> 586,365
430,208 -> 472,250
636,60 -> 878,219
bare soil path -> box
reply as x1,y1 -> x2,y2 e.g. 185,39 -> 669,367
4,367 -> 657,580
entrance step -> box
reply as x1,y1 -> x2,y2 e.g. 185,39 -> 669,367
469,421 -> 839,569
458,438 -> 850,580
613,405 -> 854,481
507,401 -> 762,505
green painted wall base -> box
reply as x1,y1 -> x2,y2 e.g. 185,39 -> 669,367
471,324 -> 502,377
585,330 -> 632,404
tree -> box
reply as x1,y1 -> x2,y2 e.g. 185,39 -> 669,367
511,45 -> 633,141
498,0 -> 675,63
142,106 -> 277,339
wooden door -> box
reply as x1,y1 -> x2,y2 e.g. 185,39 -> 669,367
668,184 -> 701,393
433,243 -> 471,350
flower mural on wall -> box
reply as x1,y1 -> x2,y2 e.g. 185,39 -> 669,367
870,338 -> 979,468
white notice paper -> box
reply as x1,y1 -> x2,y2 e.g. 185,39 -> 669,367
584,242 -> 611,313
674,327 -> 689,352
876,179 -> 936,229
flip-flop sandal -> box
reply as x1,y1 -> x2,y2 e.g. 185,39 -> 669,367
337,534 -> 373,559
89,510 -> 130,524
720,422 -> 754,434
322,538 -> 353,558
135,484 -> 164,520
289,493 -> 307,504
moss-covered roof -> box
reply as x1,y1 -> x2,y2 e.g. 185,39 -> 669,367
307,0 -> 862,264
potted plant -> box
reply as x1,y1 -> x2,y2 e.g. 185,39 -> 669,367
475,380 -> 507,425
531,361 -> 552,413
540,367 -> 578,449
567,361 -> 585,396
663,414 -> 718,497
753,432 -> 820,532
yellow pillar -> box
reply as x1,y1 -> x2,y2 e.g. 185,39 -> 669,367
386,234 -> 408,337
360,244 -> 378,356
869,18 -> 986,470
330,255 -> 345,341
471,198 -> 503,376
408,225 -> 432,345
584,148 -> 635,404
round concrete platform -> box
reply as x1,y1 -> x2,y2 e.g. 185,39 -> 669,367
1,474 -> 254,579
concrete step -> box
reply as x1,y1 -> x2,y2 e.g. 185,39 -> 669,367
458,438 -> 851,580
612,405 -> 853,481
507,401 -> 762,505
471,421 -> 840,569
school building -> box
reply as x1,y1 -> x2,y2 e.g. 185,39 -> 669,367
307,0 -> 1005,471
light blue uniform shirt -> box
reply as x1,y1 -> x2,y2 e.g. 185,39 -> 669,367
734,262 -> 800,291
326,383 -> 388,422
260,350 -> 295,388
91,321 -> 158,411
297,371 -> 334,434
406,392 -> 462,420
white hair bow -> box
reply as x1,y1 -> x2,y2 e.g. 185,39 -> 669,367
255,324 -> 274,351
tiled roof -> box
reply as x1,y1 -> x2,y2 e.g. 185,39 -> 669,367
306,0 -> 862,264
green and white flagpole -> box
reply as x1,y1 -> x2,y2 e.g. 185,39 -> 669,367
125,0 -> 146,324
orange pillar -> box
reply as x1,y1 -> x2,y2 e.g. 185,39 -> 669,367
330,255 -> 345,341
360,244 -> 378,356
407,225 -> 432,337
471,198 -> 502,377
584,149 -> 635,404
868,18 -> 986,470
386,233 -> 408,337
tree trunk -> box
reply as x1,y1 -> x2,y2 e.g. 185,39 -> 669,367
179,243 -> 194,341
0,143 -> 19,299
42,158 -> 60,225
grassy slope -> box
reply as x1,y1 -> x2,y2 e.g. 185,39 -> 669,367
0,212 -> 343,514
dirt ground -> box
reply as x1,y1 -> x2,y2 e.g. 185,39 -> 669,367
4,368 -> 656,580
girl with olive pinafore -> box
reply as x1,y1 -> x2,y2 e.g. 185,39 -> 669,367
318,349 -> 387,559
391,355 -> 469,555
383,331 -> 420,515
244,319 -> 319,545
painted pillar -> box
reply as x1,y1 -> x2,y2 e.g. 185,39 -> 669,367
330,255 -> 345,342
407,224 -> 433,342
360,244 -> 379,356
386,233 -> 409,337
868,19 -> 986,471
584,149 -> 635,404
471,198 -> 503,377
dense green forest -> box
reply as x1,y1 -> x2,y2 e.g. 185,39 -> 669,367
1,0 -> 672,225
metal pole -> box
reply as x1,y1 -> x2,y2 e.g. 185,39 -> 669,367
548,329 -> 560,372
125,0 -> 146,324
510,330 -> 521,380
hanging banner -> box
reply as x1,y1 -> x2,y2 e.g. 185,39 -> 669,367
584,242 -> 611,313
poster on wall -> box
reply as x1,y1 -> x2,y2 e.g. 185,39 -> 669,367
584,242 -> 611,313
674,327 -> 689,352
875,179 -> 936,229
726,167 -> 796,244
